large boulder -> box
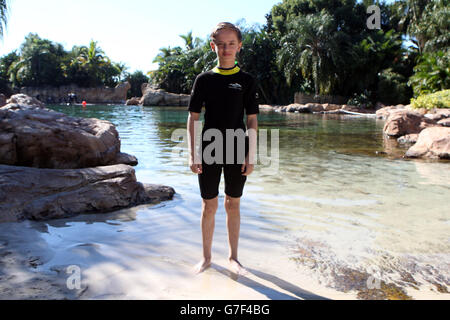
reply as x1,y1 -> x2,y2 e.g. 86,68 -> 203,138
6,93 -> 45,108
0,96 -> 136,168
383,110 -> 438,137
140,84 -> 190,106
0,164 -> 175,222
404,127 -> 450,159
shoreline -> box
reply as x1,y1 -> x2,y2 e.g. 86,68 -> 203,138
1,198 -> 448,300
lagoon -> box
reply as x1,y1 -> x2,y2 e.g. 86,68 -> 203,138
1,104 -> 448,299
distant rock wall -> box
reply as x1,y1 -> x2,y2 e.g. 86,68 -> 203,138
294,92 -> 348,105
19,82 -> 131,104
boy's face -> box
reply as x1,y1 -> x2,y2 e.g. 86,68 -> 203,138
210,29 -> 242,65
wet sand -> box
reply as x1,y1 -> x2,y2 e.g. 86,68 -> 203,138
0,199 -> 344,300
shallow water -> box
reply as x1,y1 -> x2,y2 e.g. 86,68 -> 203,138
1,104 -> 448,299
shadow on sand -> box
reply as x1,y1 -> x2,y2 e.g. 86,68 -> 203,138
210,263 -> 329,300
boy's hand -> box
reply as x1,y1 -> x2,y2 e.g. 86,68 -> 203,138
241,157 -> 254,176
189,159 -> 202,174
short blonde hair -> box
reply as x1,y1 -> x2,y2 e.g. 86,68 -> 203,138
210,22 -> 242,43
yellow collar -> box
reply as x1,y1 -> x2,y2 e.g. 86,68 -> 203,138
212,65 -> 240,75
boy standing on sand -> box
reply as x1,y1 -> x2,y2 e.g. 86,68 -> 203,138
187,22 -> 259,275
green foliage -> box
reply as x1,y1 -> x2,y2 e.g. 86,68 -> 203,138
2,0 -> 447,105
125,70 -> 149,99
8,33 -> 66,87
0,50 -> 17,95
149,31 -> 216,94
377,68 -> 411,105
394,0 -> 449,53
1,34 -> 127,89
408,50 -> 450,97
0,0 -> 7,39
410,89 -> 450,109
347,90 -> 373,109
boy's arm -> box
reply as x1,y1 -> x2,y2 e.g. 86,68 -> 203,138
187,112 -> 202,173
187,74 -> 204,173
242,114 -> 258,176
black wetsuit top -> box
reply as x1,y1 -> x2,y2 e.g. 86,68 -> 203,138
187,64 -> 259,133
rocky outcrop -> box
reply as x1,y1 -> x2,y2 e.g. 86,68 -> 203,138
19,82 -> 131,105
383,110 -> 438,137
438,118 -> 450,127
0,94 -> 175,222
0,97 -> 136,168
126,97 -> 140,105
376,105 -> 410,119
293,92 -> 347,105
6,93 -> 45,108
0,164 -> 175,222
380,105 -> 450,159
397,134 -> 419,145
0,93 -> 6,107
404,127 -> 450,159
140,84 -> 190,106
261,103 -> 371,114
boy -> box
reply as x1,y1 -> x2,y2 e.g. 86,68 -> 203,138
187,22 -> 259,275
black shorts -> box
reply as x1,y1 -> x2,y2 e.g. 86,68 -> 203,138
198,135 -> 249,199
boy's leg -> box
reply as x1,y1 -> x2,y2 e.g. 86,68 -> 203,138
195,163 -> 221,274
195,195 -> 218,274
224,194 -> 248,275
223,160 -> 248,275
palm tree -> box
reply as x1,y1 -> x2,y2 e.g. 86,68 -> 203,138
0,0 -> 8,39
77,40 -> 109,66
276,11 -> 342,97
408,50 -> 450,96
395,0 -> 431,54
180,31 -> 194,50
113,61 -> 128,82
76,40 -> 111,86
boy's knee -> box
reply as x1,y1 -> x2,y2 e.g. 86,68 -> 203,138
202,196 -> 218,214
224,195 -> 240,212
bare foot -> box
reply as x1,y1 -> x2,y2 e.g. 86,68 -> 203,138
194,258 -> 211,274
228,258 -> 248,276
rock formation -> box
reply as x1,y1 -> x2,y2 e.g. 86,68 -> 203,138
0,94 -> 175,222
0,93 -> 6,107
140,84 -> 190,106
380,105 -> 450,160
0,98 -> 135,168
0,164 -> 175,222
404,127 -> 450,159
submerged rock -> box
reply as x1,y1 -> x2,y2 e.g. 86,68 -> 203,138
0,164 -> 175,222
397,134 -> 419,144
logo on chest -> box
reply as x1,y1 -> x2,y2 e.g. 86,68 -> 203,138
228,83 -> 242,91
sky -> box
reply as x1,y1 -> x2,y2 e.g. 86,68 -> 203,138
0,0 -> 279,73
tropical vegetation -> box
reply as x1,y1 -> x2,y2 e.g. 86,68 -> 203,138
0,0 -> 449,105
410,89 -> 450,109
